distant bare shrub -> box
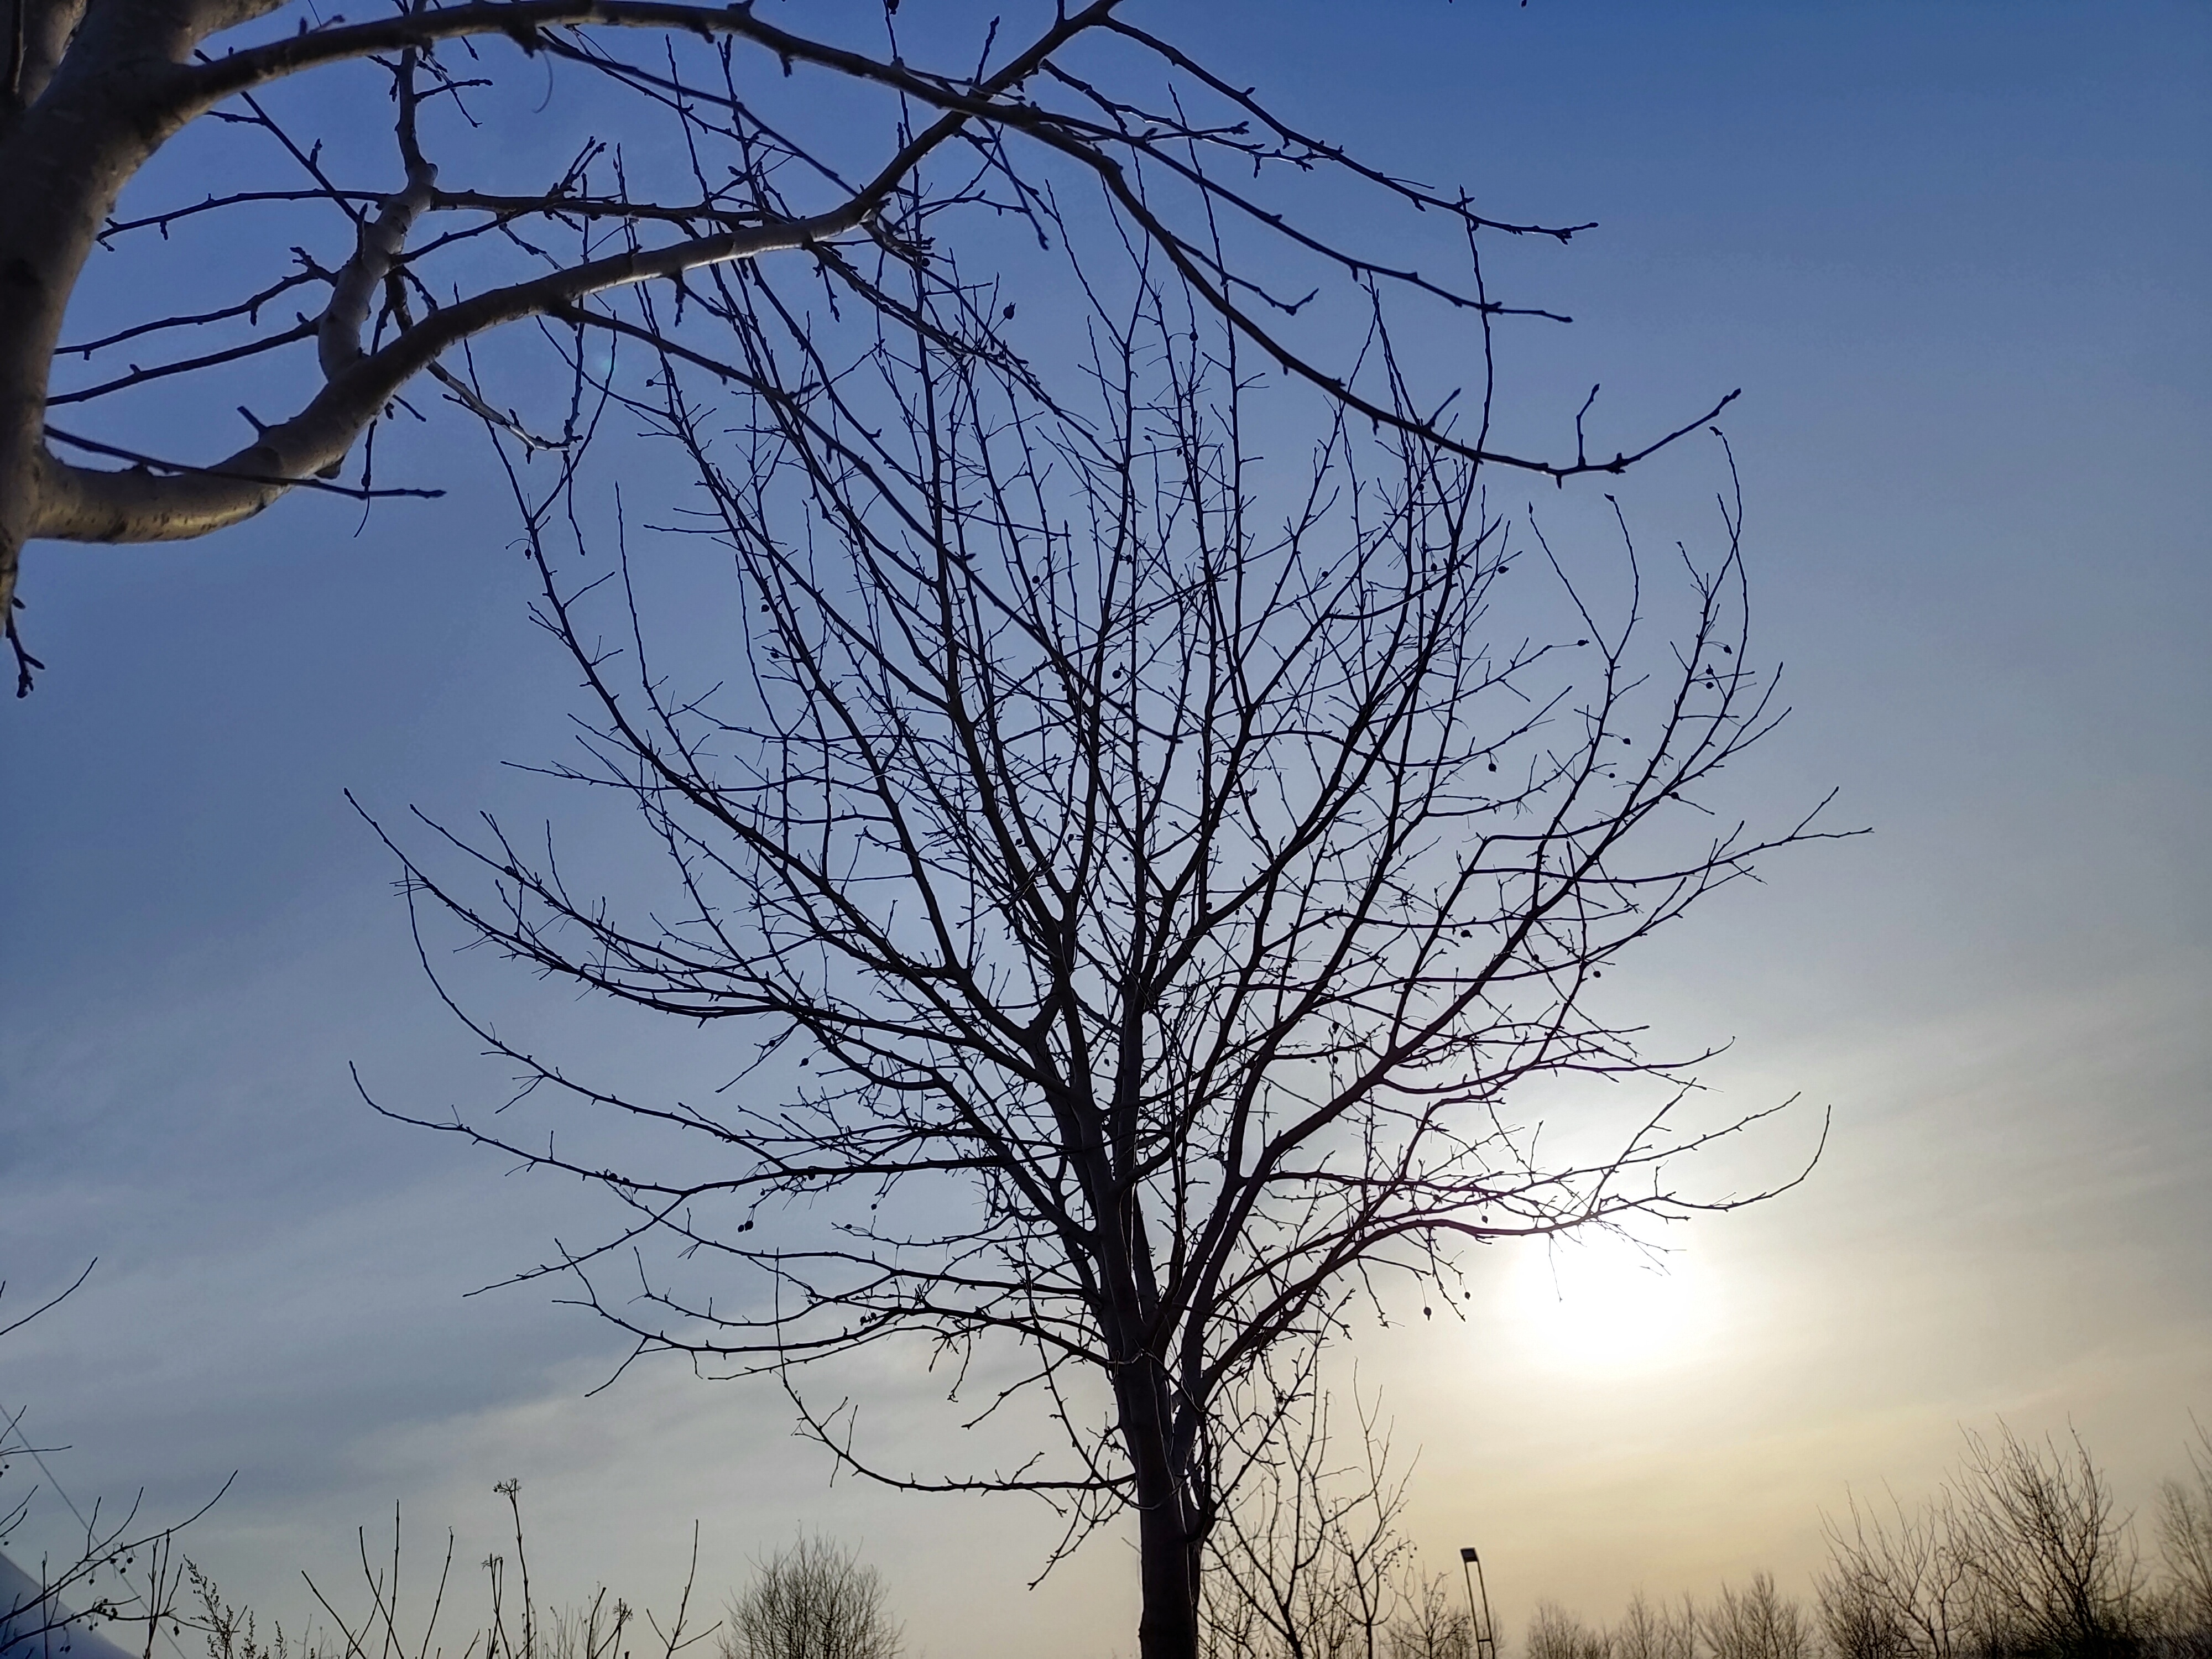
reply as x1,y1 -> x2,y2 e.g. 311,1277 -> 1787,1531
1201,1379 -> 1421,1659
1613,1592 -> 1699,1659
1405,1417 -> 2212,1659
1954,1427 -> 2146,1659
1820,1424 -> 2174,1659
2154,1429 -> 2212,1658
1704,1574 -> 1813,1659
1385,1574 -> 1474,1659
1528,1601 -> 1613,1659
1194,1372 -> 1504,1659
718,1538 -> 898,1659
1820,1481 -> 1976,1659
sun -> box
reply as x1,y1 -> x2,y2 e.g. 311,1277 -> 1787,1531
1498,1229 -> 1723,1374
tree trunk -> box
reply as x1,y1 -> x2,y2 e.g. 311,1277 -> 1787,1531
1119,1358 -> 1202,1659
0,3 -> 206,626
1139,1498 -> 1201,1659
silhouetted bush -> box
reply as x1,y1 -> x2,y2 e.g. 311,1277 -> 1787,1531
1706,1575 -> 1814,1659
1819,1426 -> 2154,1659
1611,1592 -> 1699,1659
1505,1423 -> 2211,1659
2151,1430 -> 2212,1659
1387,1574 -> 1477,1659
1528,1602 -> 1615,1659
1528,1580 -> 1811,1659
718,1537 -> 899,1659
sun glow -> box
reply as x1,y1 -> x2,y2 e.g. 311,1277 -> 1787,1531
1499,1230 -> 1724,1374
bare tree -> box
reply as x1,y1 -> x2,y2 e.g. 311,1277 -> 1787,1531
1704,1575 -> 1813,1659
0,0 -> 1741,695
1387,1575 -> 1475,1659
1953,1428 -> 2147,1659
2156,1429 -> 2212,1647
1200,1368 -> 1415,1659
1530,1577 -> 1793,1659
1528,1604 -> 1614,1659
352,107 -> 1839,1651
1822,1485 -> 1979,1659
1613,1592 -> 1699,1659
1195,1365 -> 1484,1659
720,1538 -> 898,1659
1822,1425 -> 2158,1659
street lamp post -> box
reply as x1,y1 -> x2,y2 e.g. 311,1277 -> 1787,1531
1460,1546 -> 1498,1659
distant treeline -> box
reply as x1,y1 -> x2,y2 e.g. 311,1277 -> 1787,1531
9,1421 -> 2205,1659
1519,1425 -> 2212,1659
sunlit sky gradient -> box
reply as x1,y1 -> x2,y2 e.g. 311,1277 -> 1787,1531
3,5 -> 2206,1657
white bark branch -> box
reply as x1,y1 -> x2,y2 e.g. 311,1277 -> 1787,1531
319,159 -> 438,381
0,0 -> 87,122
30,200 -> 868,543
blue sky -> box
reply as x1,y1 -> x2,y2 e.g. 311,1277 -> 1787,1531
2,5 -> 2207,1656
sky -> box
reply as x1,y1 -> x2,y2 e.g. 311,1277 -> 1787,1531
3,4 -> 2208,1657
